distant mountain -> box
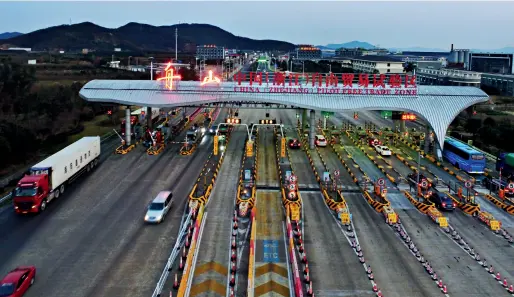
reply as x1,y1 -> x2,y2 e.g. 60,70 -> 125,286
0,22 -> 295,52
316,41 -> 376,50
0,32 -> 23,39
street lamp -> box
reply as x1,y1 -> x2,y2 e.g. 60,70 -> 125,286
149,57 -> 154,80
416,152 -> 424,185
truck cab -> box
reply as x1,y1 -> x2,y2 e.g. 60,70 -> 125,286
13,173 -> 50,214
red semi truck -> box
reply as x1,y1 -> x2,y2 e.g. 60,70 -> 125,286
12,137 -> 101,214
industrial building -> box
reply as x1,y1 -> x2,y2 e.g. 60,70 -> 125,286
350,56 -> 404,74
294,45 -> 322,60
196,45 -> 225,60
481,73 -> 514,96
468,52 -> 513,74
417,68 -> 481,87
447,45 -> 470,68
335,47 -> 389,57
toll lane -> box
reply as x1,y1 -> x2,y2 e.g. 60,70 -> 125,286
254,190 -> 290,297
0,111 -> 226,297
399,209 -> 509,297
302,192 -> 371,296
278,110 -> 317,188
186,127 -> 247,297
257,130 -> 279,188
344,193 -> 439,297
445,210 -> 514,285
397,142 -> 514,231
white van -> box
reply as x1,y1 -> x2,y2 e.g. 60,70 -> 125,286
144,191 -> 173,223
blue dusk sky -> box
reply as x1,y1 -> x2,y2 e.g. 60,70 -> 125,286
0,1 -> 512,49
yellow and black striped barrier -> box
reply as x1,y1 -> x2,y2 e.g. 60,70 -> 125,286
403,191 -> 433,214
147,143 -> 165,155
444,192 -> 481,215
115,143 -> 135,155
484,194 -> 514,215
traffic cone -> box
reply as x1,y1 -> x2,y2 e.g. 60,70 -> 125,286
372,283 -> 378,292
496,272 -> 501,281
231,250 -> 237,260
302,253 -> 307,263
489,265 -> 494,274
233,214 -> 238,222
179,257 -> 184,271
231,238 -> 236,248
228,288 -> 235,297
359,257 -> 365,263
307,281 -> 313,296
299,244 -> 304,253
229,272 -> 235,286
182,247 -> 187,259
368,273 -> 374,280
438,279 -> 443,288
185,237 -> 190,248
503,278 -> 508,287
432,273 -> 437,280
441,285 -> 447,294
233,221 -> 238,230
508,285 -> 514,293
367,265 -> 372,274
173,273 -> 179,289
231,262 -> 236,272
377,290 -> 383,297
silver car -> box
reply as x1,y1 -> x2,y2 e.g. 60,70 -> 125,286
144,191 -> 173,223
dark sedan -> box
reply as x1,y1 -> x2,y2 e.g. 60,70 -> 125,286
289,138 -> 301,149
428,192 -> 456,211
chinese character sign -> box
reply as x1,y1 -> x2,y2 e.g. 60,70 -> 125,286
401,113 -> 417,121
157,62 -> 181,90
201,70 -> 221,86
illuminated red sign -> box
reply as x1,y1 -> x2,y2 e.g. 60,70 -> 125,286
157,62 -> 181,90
201,70 -> 221,86
231,72 -> 418,96
401,113 -> 417,121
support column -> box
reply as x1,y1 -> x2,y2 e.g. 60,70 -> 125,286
146,106 -> 152,130
309,110 -> 316,149
183,107 -> 187,120
424,125 -> 431,154
400,120 -> 406,133
302,109 -> 308,131
125,108 -> 132,146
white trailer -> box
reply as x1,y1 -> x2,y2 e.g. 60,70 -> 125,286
29,136 -> 101,200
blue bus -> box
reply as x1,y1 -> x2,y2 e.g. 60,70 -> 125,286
442,138 -> 486,174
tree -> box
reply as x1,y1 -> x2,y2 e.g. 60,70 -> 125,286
404,62 -> 416,73
483,117 -> 496,127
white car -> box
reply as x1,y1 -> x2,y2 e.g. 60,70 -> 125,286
315,135 -> 327,147
375,145 -> 392,156
144,191 -> 174,223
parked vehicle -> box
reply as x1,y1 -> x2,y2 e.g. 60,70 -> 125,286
12,137 -> 101,214
209,125 -> 218,135
368,138 -> 381,147
144,191 -> 174,223
428,192 -> 456,211
0,266 -> 36,297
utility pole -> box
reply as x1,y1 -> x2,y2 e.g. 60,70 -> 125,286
175,26 -> 178,62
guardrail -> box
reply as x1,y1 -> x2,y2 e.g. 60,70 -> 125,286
446,136 -> 496,162
151,211 -> 193,297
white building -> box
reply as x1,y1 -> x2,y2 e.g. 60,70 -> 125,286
351,56 -> 404,74
8,47 -> 31,52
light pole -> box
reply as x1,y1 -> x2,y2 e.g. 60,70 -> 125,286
149,57 -> 154,80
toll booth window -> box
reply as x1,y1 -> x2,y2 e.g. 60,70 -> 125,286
80,156 -> 83,163
70,163 -> 73,169
76,160 -> 78,167
88,150 -> 90,157
84,153 -> 87,160
64,166 -> 67,174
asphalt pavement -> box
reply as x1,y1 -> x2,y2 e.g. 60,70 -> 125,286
0,109 -> 226,297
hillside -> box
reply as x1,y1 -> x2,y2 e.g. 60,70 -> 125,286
0,32 -> 23,39
1,22 -> 295,52
317,41 -> 376,50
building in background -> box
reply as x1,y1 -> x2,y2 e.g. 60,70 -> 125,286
468,52 -> 513,74
196,45 -> 225,60
294,45 -> 322,60
335,47 -> 388,57
351,56 -> 404,74
481,73 -> 514,96
417,68 -> 481,87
